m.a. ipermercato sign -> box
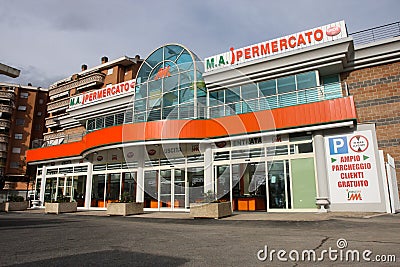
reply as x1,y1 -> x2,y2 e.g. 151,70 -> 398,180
204,21 -> 347,72
69,79 -> 136,108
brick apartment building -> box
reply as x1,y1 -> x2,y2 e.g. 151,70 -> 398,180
41,55 -> 142,148
0,82 -> 48,199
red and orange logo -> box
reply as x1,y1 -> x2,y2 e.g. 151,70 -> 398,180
154,66 -> 171,80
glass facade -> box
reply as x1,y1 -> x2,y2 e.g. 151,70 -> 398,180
134,44 -> 206,122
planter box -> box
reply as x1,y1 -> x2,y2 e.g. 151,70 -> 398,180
190,202 -> 232,219
45,202 -> 77,214
4,201 -> 29,212
107,202 -> 144,216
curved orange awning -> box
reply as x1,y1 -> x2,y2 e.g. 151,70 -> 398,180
27,96 -> 356,163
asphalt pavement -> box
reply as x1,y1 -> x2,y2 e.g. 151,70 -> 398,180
0,210 -> 399,266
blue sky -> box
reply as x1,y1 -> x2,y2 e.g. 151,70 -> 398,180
0,0 -> 399,87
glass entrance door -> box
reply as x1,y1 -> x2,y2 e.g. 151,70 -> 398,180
159,168 -> 185,210
173,169 -> 185,209
159,169 -> 172,209
267,160 -> 291,209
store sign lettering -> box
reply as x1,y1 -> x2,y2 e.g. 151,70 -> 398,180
325,131 -> 381,204
233,137 -> 262,146
69,79 -> 136,108
205,21 -> 347,72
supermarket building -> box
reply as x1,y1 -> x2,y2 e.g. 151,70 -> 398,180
26,21 -> 400,213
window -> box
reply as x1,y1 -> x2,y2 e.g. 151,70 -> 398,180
241,83 -> 258,100
20,92 -> 29,99
225,87 -> 240,104
14,133 -> 23,140
107,68 -> 113,75
18,105 -> 27,111
277,76 -> 296,94
259,80 -> 277,96
37,112 -> 42,116
296,72 -> 317,90
39,98 -> 44,105
34,124 -> 41,131
10,162 -> 19,169
16,118 -> 25,126
12,147 -> 21,154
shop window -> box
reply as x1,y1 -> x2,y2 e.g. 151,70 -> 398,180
215,165 -> 230,200
267,145 -> 288,156
290,143 -> 313,154
18,105 -> 27,111
214,151 -> 230,161
289,133 -> 312,142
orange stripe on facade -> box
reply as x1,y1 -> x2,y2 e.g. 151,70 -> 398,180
27,97 -> 357,163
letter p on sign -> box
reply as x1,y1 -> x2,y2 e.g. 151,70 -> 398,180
329,137 -> 348,155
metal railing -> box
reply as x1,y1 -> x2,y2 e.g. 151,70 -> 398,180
349,21 -> 400,45
32,132 -> 85,148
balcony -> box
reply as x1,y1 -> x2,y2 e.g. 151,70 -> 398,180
49,72 -> 106,97
45,115 -> 63,127
0,91 -> 15,101
0,104 -> 13,114
33,131 -> 84,148
0,119 -> 11,128
0,134 -> 9,143
47,99 -> 70,113
0,151 -> 6,158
